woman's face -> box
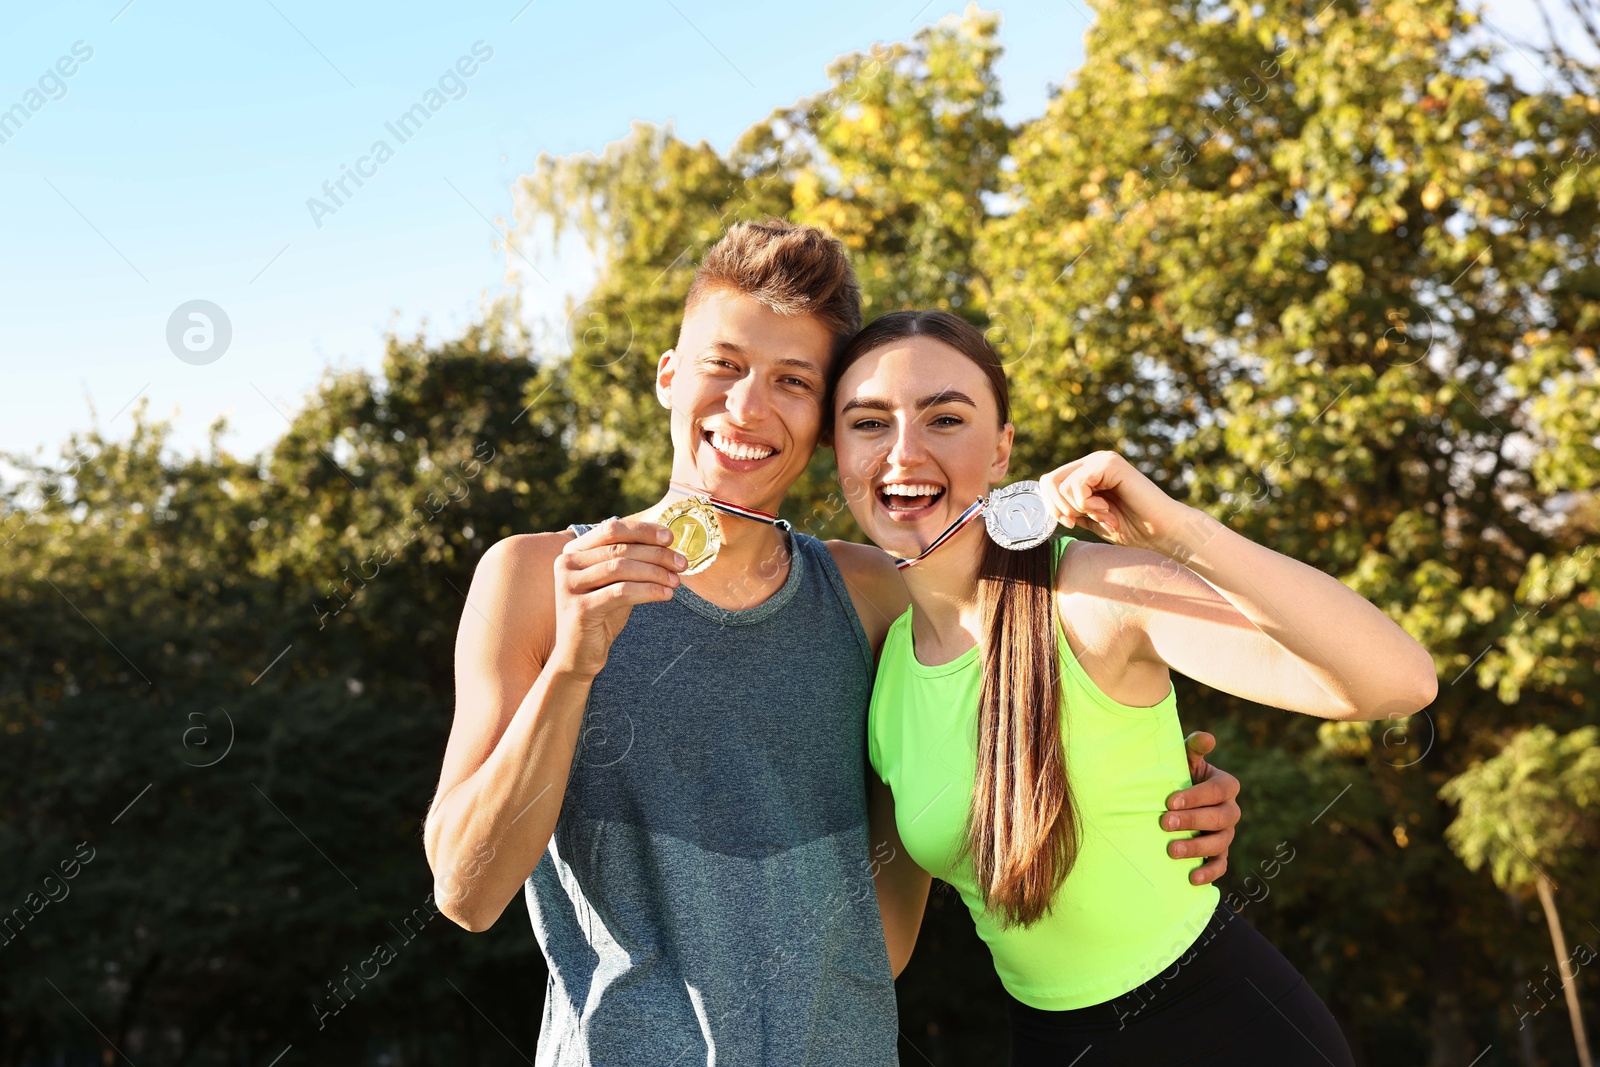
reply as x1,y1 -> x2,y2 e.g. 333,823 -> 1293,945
831,335 -> 1013,559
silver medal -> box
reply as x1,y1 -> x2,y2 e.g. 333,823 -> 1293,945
984,480 -> 1057,550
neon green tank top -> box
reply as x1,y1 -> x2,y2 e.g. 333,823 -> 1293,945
868,536 -> 1219,1010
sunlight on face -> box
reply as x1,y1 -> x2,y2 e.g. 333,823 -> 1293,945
657,290 -> 835,510
830,335 -> 1011,558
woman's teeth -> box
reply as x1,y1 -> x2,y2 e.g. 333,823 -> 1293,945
880,484 -> 945,511
707,431 -> 775,462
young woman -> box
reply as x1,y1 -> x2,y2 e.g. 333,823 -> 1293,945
829,310 -> 1437,1065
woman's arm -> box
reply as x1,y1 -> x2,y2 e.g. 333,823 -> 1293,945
1042,452 -> 1438,722
867,773 -> 931,978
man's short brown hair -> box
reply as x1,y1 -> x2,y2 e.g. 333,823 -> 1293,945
684,219 -> 862,351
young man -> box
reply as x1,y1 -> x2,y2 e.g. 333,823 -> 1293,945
423,220 -> 1242,1065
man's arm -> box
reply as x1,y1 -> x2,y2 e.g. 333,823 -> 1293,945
1166,730 -> 1241,886
424,520 -> 684,931
868,775 -> 932,978
822,541 -> 930,970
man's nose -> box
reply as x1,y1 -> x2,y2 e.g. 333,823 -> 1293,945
724,373 -> 772,422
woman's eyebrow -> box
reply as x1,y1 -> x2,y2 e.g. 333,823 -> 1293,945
918,389 -> 977,410
840,395 -> 891,413
839,390 -> 978,413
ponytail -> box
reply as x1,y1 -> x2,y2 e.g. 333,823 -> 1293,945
966,536 -> 1079,927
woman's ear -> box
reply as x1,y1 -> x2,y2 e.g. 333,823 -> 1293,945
990,422 -> 1015,482
655,349 -> 676,409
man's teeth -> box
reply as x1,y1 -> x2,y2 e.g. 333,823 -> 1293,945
883,484 -> 944,497
709,431 -> 774,462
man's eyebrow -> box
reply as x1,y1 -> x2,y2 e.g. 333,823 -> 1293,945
775,357 -> 823,376
700,342 -> 822,376
839,390 -> 978,413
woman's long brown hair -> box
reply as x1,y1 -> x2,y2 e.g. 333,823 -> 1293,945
830,310 -> 1080,927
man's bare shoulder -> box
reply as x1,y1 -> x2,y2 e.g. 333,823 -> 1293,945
486,529 -> 573,559
825,537 -> 902,588
476,531 -> 574,585
823,539 -> 910,651
463,532 -> 575,660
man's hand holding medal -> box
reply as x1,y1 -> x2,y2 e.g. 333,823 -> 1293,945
548,519 -> 688,679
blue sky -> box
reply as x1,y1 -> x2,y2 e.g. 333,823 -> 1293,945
0,0 -> 1566,469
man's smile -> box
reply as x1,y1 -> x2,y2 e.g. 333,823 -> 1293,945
702,427 -> 780,469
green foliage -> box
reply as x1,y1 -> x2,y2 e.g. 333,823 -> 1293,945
515,1 -> 1600,1060
1441,725 -> 1600,892
4,0 -> 1600,1063
0,307 -> 610,1064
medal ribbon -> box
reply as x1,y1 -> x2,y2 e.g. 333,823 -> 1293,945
669,481 -> 793,532
893,497 -> 986,571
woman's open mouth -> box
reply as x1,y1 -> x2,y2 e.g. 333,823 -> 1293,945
877,482 -> 946,519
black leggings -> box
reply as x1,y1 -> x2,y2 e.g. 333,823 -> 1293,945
1007,902 -> 1355,1066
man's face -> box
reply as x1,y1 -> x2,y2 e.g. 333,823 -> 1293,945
656,289 -> 835,510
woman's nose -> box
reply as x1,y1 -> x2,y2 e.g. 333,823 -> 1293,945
887,423 -> 926,466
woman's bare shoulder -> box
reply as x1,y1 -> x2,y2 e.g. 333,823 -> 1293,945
1053,538 -> 1173,704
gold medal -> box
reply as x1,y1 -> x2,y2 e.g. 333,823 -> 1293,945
659,497 -> 722,575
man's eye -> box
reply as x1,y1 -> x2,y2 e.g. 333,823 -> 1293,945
781,377 -> 812,389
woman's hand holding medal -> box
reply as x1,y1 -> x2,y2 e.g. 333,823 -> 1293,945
1038,450 -> 1195,556
549,518 -> 688,679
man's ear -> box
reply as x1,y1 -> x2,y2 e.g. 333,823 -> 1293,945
990,422 -> 1015,482
655,349 -> 676,409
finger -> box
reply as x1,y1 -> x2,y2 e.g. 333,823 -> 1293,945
1163,802 -> 1240,835
1184,731 -> 1216,782
1040,459 -> 1090,498
570,558 -> 683,594
1168,770 -> 1239,811
601,580 -> 679,605
1170,825 -> 1235,860
565,542 -> 688,573
565,517 -> 673,553
1060,467 -> 1102,515
1183,730 -> 1217,759
1038,478 -> 1080,530
1188,854 -> 1229,886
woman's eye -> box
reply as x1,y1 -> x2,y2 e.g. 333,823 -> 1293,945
849,418 -> 887,431
931,414 -> 963,427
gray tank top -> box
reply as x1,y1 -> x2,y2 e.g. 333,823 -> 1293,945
525,526 -> 899,1066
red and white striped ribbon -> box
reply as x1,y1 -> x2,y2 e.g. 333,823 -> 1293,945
893,497 -> 987,571
669,482 -> 793,532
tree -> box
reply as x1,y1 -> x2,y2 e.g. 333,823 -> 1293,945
978,0 -> 1600,1059
1442,726 -> 1600,1067
0,306 -> 609,1064
5,1 -> 1599,1062
514,1 -> 1600,1060
515,7 -> 1015,526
